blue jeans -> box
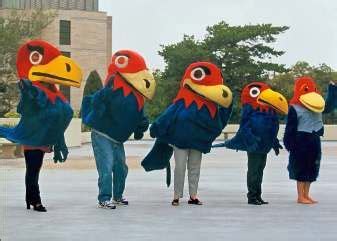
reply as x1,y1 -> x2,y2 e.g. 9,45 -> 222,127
91,131 -> 128,202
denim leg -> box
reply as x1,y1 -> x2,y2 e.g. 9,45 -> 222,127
91,131 -> 114,202
112,143 -> 128,200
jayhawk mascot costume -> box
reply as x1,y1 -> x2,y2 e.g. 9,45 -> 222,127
142,62 -> 233,206
81,50 -> 156,208
0,40 -> 82,211
284,76 -> 336,204
214,82 -> 288,205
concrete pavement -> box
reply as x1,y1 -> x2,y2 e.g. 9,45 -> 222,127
1,141 -> 337,241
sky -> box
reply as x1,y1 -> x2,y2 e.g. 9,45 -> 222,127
99,0 -> 337,71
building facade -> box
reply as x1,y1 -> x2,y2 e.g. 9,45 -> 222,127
0,0 -> 112,110
0,0 -> 98,11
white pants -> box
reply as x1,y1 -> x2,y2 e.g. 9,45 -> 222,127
173,147 -> 202,198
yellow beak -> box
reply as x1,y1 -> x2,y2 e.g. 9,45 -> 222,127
120,70 -> 156,100
299,92 -> 325,113
183,78 -> 233,108
28,55 -> 82,88
257,88 -> 289,115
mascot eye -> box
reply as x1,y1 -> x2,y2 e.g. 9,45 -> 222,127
249,87 -> 260,98
191,67 -> 206,81
115,55 -> 129,68
304,86 -> 309,92
29,51 -> 43,65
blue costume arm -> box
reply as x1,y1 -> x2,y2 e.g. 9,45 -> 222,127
53,134 -> 68,163
220,105 -> 260,152
234,105 -> 259,142
218,104 -> 233,129
92,76 -> 116,116
272,138 -> 283,156
211,104 -> 233,148
283,106 -> 298,151
17,79 -> 48,114
323,83 -> 337,114
53,107 -> 73,163
134,113 -> 149,140
91,89 -> 107,117
81,75 -> 116,124
149,104 -> 179,138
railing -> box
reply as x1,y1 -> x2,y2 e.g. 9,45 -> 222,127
1,118 -> 337,156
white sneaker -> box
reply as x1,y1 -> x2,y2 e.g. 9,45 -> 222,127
113,197 -> 129,206
98,200 -> 116,209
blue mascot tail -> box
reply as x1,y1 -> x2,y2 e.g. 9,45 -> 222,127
141,139 -> 173,187
0,126 -> 14,141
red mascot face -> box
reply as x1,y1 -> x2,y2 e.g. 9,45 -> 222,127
107,50 -> 156,101
290,76 -> 325,113
16,39 -> 82,102
241,82 -> 288,115
16,40 -> 82,88
174,61 -> 233,118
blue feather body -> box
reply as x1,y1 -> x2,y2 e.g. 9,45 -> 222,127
150,100 -> 232,154
223,104 -> 280,154
0,80 -> 73,147
81,78 -> 149,143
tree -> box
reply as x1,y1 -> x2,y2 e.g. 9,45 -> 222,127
269,61 -> 337,123
269,61 -> 337,98
83,70 -> 103,97
154,21 -> 289,122
145,69 -> 178,121
0,10 -> 55,116
290,61 -> 313,77
204,22 -> 288,85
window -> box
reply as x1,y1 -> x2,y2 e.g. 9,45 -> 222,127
60,0 -> 66,8
84,0 -> 97,11
59,20 -> 71,45
59,51 -> 71,101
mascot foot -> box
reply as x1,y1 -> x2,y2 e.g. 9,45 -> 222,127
248,199 -> 262,205
188,197 -> 203,205
171,199 -> 179,206
306,196 -> 318,204
257,198 -> 269,205
297,197 -> 313,204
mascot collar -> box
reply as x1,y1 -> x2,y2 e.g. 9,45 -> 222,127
174,88 -> 217,118
113,73 -> 145,111
32,82 -> 67,103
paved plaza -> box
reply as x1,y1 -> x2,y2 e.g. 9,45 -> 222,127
1,141 -> 337,241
